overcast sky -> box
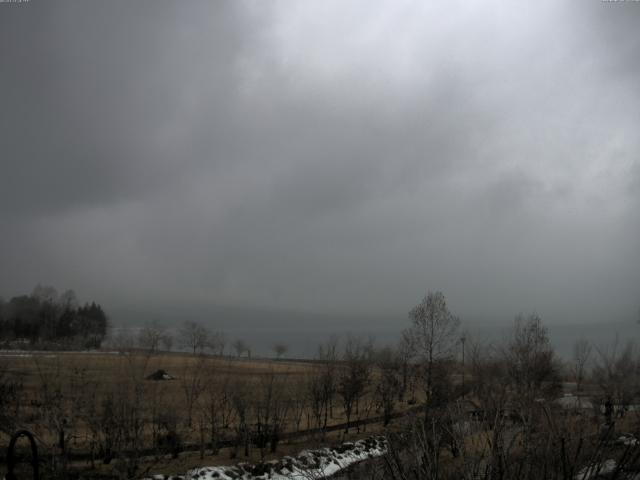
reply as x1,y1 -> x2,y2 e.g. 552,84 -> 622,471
1,0 -> 639,327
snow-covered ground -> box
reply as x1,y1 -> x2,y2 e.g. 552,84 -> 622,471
575,459 -> 618,480
145,436 -> 387,480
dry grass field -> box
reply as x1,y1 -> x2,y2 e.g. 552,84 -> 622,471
2,350 -> 314,403
0,350 -> 410,478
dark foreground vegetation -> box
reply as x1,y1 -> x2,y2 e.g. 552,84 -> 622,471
1,290 -> 640,479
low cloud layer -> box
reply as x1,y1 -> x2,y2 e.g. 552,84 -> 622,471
1,0 -> 639,325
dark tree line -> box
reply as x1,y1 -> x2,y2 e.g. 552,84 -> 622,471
0,285 -> 109,348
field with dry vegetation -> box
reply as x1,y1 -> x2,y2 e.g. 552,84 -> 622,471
0,347 -> 417,479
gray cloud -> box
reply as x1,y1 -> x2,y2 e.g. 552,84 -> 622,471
1,0 -> 639,330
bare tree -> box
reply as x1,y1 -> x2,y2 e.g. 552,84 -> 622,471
337,336 -> 372,433
593,338 -> 637,417
500,312 -> 562,468
397,332 -> 413,402
272,343 -> 288,359
504,313 -> 560,404
200,364 -> 234,455
308,367 -> 326,431
102,354 -> 150,472
317,336 -> 339,428
33,356 -> 74,476
251,369 -> 290,459
208,331 -> 226,356
160,332 -> 174,352
232,338 -> 248,357
230,380 -> 250,458
180,356 -> 206,427
572,338 -> 592,392
287,376 -> 308,433
374,346 -> 400,426
138,320 -> 164,354
179,320 -> 209,355
406,291 -> 460,404
305,337 -> 340,435
0,359 -> 24,436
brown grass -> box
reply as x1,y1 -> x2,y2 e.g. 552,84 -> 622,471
0,350 -> 405,478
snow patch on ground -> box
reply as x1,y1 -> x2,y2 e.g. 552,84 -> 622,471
575,459 -> 618,480
146,436 -> 387,480
617,434 -> 640,447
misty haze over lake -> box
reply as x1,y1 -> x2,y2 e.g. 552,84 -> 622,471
108,302 -> 640,359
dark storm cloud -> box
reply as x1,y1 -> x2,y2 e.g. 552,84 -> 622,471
1,0 -> 639,326
1,1 -> 244,216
